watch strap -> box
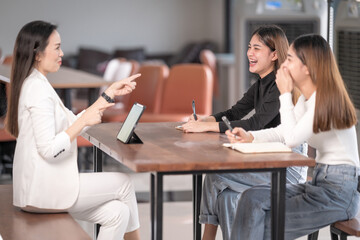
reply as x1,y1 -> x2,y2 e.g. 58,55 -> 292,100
101,92 -> 115,103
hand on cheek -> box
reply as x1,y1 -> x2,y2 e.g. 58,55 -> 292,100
276,66 -> 293,95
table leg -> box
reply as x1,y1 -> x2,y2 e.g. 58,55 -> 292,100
64,89 -> 72,110
193,174 -> 202,240
93,146 -> 103,172
93,146 -> 103,239
271,168 -> 286,240
151,173 -> 155,240
154,173 -> 163,240
89,88 -> 99,105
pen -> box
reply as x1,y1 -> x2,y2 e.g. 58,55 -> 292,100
192,100 -> 198,120
221,116 -> 233,132
222,116 -> 239,139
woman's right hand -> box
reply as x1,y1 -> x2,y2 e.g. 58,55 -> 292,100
188,114 -> 197,122
275,65 -> 294,95
104,74 -> 140,99
80,73 -> 141,127
182,116 -> 218,132
187,115 -> 215,122
225,127 -> 254,143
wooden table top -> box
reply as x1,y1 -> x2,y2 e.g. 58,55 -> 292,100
0,185 -> 91,240
0,64 -> 112,88
84,122 -> 315,173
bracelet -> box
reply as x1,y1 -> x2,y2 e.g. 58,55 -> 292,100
101,92 -> 115,103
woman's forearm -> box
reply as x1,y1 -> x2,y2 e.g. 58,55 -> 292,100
65,117 -> 87,142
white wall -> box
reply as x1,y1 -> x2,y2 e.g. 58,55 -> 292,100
0,0 -> 224,56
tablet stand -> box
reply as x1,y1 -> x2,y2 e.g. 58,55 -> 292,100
127,132 -> 143,144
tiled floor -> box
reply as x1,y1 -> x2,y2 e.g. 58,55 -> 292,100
1,159 -> 358,240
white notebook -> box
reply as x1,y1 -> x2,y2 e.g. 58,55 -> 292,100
223,142 -> 292,153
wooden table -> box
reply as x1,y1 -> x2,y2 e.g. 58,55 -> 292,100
83,122 -> 315,240
0,185 -> 91,240
0,64 -> 112,109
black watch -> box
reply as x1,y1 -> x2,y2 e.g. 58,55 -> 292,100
101,92 -> 115,103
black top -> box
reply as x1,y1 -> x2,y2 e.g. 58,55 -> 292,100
213,71 -> 280,133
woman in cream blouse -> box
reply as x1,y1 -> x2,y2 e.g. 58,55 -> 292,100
227,34 -> 360,240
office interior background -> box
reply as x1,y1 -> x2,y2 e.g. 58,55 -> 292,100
1,0 -> 360,239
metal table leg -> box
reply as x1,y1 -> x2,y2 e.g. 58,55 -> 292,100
193,174 -> 202,240
93,146 -> 103,173
93,146 -> 103,239
271,168 -> 286,240
151,173 -> 155,240
154,173 -> 164,240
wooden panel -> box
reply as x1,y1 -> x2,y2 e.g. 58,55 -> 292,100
0,185 -> 91,240
84,122 -> 315,173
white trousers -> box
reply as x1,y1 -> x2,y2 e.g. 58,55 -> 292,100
68,172 -> 140,240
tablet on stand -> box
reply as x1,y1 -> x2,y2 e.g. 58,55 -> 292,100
117,103 -> 146,144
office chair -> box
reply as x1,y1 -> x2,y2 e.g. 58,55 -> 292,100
2,55 -> 13,65
141,63 -> 213,122
200,49 -> 219,97
102,64 -> 169,122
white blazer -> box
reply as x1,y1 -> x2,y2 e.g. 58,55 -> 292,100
13,69 -> 80,210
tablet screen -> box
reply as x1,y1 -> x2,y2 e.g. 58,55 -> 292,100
117,103 -> 145,143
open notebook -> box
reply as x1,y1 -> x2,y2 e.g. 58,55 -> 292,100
223,142 -> 292,153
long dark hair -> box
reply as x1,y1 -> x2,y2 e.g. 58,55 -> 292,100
6,21 -> 57,137
251,25 -> 303,103
292,34 -> 357,133
251,25 -> 289,73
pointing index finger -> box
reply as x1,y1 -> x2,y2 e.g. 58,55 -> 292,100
127,73 -> 141,82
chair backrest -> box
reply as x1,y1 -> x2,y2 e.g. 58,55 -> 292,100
113,48 -> 145,62
2,55 -> 13,65
77,48 -> 111,75
129,60 -> 140,75
160,64 -> 213,115
126,64 -> 169,113
109,58 -> 140,76
200,49 -> 219,97
103,58 -> 133,82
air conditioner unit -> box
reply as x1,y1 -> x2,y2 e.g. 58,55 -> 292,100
334,0 -> 360,155
233,0 -> 328,100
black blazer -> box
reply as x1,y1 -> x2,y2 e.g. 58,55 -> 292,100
213,71 -> 280,133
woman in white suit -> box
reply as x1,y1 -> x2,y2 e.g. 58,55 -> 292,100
6,21 -> 141,240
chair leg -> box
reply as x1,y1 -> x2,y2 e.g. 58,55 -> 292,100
330,224 -> 348,240
308,230 -> 319,240
340,233 -> 348,240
